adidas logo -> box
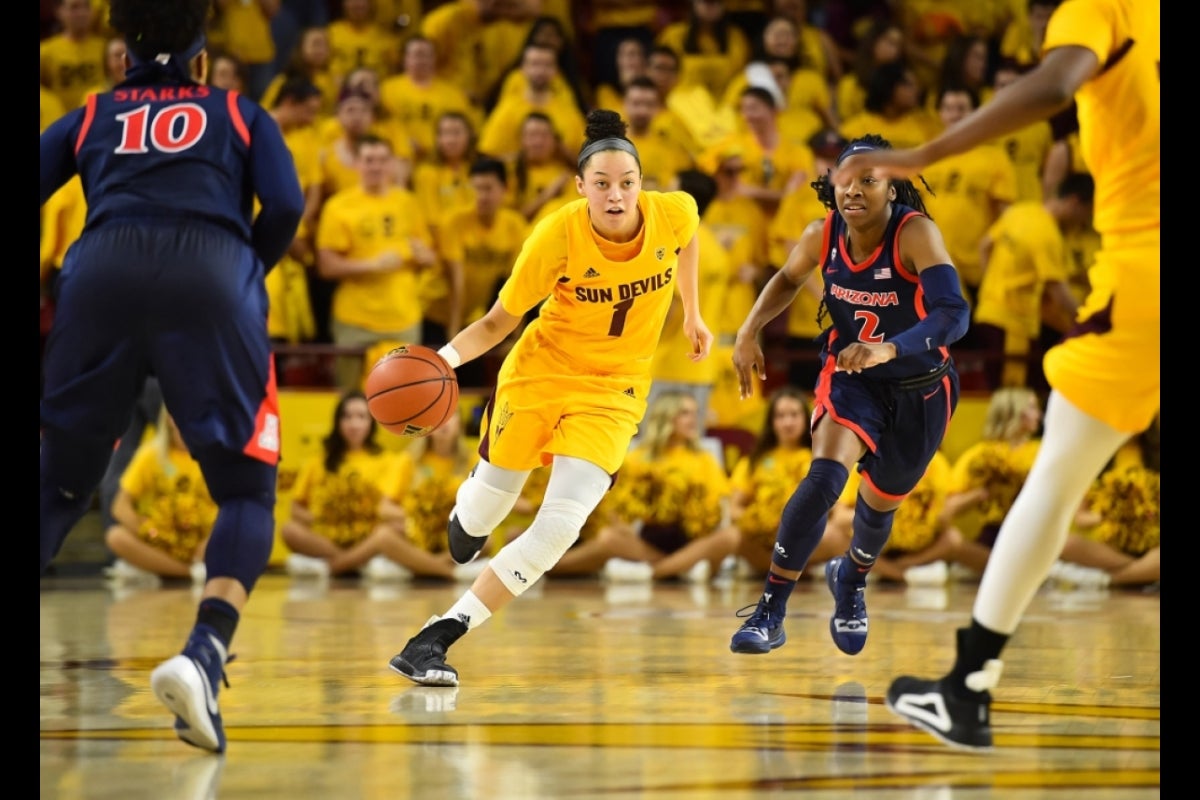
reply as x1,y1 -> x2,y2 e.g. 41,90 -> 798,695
622,387 -> 636,397
583,267 -> 601,278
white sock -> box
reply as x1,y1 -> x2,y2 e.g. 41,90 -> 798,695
444,590 -> 492,630
973,391 -> 1129,633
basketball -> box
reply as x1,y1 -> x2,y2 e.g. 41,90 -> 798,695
365,344 -> 459,438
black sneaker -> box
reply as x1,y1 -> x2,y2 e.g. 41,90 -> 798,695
389,615 -> 469,686
729,598 -> 786,654
885,660 -> 1003,751
447,514 -> 489,565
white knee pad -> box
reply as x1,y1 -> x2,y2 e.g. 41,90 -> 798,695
488,498 -> 591,595
453,472 -> 523,537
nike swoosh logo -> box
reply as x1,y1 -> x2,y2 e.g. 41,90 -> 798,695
194,657 -> 220,715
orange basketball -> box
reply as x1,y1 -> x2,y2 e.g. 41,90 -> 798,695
364,344 -> 459,438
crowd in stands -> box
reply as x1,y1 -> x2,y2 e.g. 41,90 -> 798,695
41,0 -> 1158,591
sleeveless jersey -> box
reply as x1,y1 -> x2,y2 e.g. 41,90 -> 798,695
818,203 -> 948,381
70,83 -> 265,243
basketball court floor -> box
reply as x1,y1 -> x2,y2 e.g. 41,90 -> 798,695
40,570 -> 1160,799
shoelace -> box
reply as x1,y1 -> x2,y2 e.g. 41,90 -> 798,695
734,602 -> 774,628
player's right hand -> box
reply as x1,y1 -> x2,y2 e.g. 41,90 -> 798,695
731,334 -> 765,400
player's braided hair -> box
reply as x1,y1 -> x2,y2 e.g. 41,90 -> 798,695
109,0 -> 211,62
810,133 -> 935,329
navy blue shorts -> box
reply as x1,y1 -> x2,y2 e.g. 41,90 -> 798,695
811,358 -> 959,499
41,221 -> 281,465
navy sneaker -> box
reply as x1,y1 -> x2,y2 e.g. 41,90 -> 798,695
885,660 -> 1003,751
447,514 -> 489,565
389,615 -> 469,686
729,597 -> 787,654
151,625 -> 233,753
825,556 -> 868,655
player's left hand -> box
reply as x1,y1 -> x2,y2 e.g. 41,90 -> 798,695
836,342 -> 897,373
684,316 -> 713,362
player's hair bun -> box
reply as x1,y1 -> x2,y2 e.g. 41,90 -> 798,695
584,109 -> 628,142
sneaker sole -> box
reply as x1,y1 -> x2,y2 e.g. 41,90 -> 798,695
388,659 -> 459,687
151,656 -> 223,752
730,632 -> 786,654
883,695 -> 993,752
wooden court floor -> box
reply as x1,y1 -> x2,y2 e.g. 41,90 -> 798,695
40,570 -> 1160,799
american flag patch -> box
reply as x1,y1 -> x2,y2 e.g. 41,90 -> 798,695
874,267 -> 891,279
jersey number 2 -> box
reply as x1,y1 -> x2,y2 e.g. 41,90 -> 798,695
114,103 -> 207,154
854,310 -> 885,343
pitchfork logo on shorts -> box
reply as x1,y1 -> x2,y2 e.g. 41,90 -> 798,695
493,401 -> 513,441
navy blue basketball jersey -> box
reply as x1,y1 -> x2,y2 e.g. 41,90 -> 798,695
40,78 -> 300,271
817,203 -> 949,381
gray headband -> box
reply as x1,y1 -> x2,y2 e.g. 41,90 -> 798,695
577,137 -> 641,173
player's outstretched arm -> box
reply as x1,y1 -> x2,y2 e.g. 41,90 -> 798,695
834,45 -> 1100,182
442,300 -> 525,368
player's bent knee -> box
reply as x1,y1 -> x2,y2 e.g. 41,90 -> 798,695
488,498 -> 589,595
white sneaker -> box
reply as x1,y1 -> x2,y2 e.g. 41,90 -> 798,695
903,560 -> 949,586
189,562 -> 207,585
104,559 -> 163,588
363,555 -> 413,582
601,558 -> 653,583
452,556 -> 492,583
285,553 -> 331,579
686,559 -> 712,584
1055,562 -> 1112,589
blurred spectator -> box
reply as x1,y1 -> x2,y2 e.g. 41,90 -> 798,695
834,17 -> 906,123
933,33 -> 993,111
840,60 -> 940,150
410,111 -> 480,244
621,77 -> 694,192
657,0 -> 752,103
645,45 -> 704,161
40,0 -> 107,110
266,79 -> 326,346
587,0 -> 658,93
281,390 -> 411,578
260,25 -> 339,117
206,48 -> 248,92
594,36 -> 650,113
40,86 -> 67,133
593,390 -> 740,584
379,36 -> 480,164
920,85 -> 1017,316
769,0 -> 842,85
507,112 -> 578,224
104,408 -> 215,586
985,59 -> 1054,204
326,0 -> 401,88
648,169 -> 729,433
485,15 -> 591,116
80,35 -> 126,97
477,43 -> 587,163
420,0 -> 508,106
973,172 -> 1092,391
722,14 -> 835,132
422,157 -> 529,370
266,0 -> 330,78
998,0 -> 1057,69
940,387 -> 1044,578
210,0 -> 279,102
728,387 -> 817,578
315,135 -> 437,390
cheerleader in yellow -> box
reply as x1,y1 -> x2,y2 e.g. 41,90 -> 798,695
941,388 -> 1043,578
729,387 -> 816,578
388,109 -> 714,686
373,411 -> 494,582
104,409 -> 217,585
589,390 -> 739,582
825,447 -> 965,585
1053,416 -> 1160,589
280,390 -> 411,578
